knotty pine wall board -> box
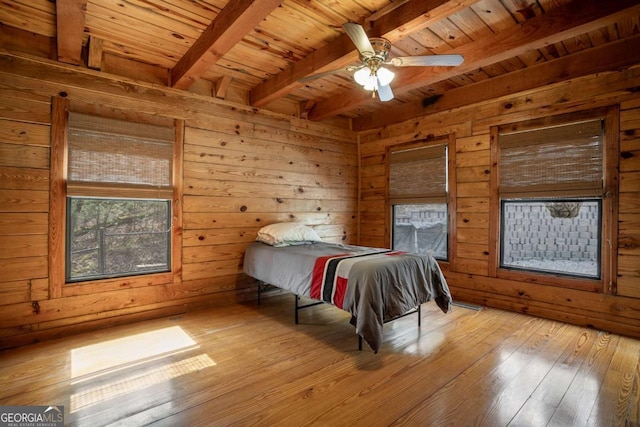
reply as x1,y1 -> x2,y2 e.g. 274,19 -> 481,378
0,51 -> 357,349
357,66 -> 640,339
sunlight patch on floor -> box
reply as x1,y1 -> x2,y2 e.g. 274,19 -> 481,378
70,326 -> 197,381
70,353 -> 216,413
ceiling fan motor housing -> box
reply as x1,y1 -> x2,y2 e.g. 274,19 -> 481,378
360,37 -> 392,71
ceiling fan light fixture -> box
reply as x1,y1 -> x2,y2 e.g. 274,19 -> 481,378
363,80 -> 376,91
353,66 -> 394,90
354,67 -> 374,87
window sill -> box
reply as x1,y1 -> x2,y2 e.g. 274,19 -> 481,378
496,267 -> 603,293
60,271 -> 177,298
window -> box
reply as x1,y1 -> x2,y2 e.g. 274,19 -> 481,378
494,108 -> 617,285
66,198 -> 171,282
388,139 -> 449,260
500,199 -> 601,279
65,112 -> 175,282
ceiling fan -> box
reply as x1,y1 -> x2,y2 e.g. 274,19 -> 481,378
302,23 -> 464,102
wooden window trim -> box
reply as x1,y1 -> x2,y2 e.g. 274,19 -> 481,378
49,96 -> 183,298
489,106 -> 619,293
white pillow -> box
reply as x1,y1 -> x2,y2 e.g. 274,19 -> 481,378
256,222 -> 322,247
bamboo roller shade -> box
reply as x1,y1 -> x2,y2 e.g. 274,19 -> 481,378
67,113 -> 174,199
389,144 -> 447,204
499,119 -> 603,199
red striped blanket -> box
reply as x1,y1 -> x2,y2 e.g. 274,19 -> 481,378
310,250 -> 405,309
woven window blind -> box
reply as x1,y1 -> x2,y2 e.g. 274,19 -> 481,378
499,119 -> 603,198
389,144 -> 447,204
67,113 -> 174,199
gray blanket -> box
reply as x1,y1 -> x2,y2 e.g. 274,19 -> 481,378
243,242 -> 451,353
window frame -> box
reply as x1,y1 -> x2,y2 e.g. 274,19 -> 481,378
489,106 -> 619,293
49,97 -> 183,298
385,134 -> 455,264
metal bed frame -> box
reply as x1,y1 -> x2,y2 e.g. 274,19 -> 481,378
258,281 -> 422,351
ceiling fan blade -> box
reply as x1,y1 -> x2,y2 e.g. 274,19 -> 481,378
342,23 -> 375,56
390,54 -> 464,67
376,80 -> 394,102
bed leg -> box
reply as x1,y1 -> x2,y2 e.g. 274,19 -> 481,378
295,295 -> 299,324
257,281 -> 262,305
418,304 -> 421,327
358,335 -> 362,351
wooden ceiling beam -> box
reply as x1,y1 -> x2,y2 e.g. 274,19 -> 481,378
249,0 -> 478,108
55,0 -> 87,65
215,75 -> 233,99
371,0 -> 480,42
171,0 -> 281,90
353,34 -> 640,130
87,36 -> 103,70
308,0 -> 640,121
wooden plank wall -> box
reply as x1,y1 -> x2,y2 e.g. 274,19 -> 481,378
358,67 -> 640,339
0,52 -> 358,349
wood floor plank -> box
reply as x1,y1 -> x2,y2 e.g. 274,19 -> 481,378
528,328 -> 599,405
0,293 -> 637,427
147,300 -> 472,426
548,332 -> 621,426
629,355 -> 640,424
587,336 -> 640,426
70,302 -> 361,425
243,308 -> 521,427
392,318 -> 578,426
507,328 -> 599,426
472,321 -> 578,426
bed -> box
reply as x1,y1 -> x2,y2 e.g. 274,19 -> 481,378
242,223 -> 452,353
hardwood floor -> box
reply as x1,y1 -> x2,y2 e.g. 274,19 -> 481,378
1,293 -> 639,426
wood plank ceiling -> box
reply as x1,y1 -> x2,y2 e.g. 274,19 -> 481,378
1,0 -> 639,130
